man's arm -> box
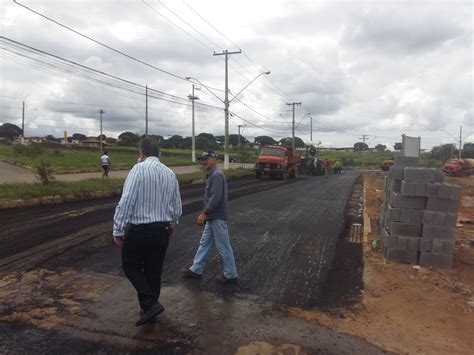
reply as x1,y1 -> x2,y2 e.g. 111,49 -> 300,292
170,175 -> 182,225
204,174 -> 224,214
113,166 -> 140,237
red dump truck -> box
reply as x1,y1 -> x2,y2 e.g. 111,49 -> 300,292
443,158 -> 474,176
255,145 -> 301,179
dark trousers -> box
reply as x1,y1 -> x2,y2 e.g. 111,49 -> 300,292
121,223 -> 170,312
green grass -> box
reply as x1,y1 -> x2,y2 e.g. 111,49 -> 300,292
316,151 -> 443,168
0,168 -> 254,200
0,145 -> 194,173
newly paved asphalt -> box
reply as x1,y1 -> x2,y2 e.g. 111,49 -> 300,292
0,172 -> 386,354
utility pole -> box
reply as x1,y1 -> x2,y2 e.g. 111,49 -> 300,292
237,124 -> 246,148
145,85 -> 148,136
213,49 -> 242,170
188,84 -> 200,163
21,101 -> 25,144
310,115 -> 313,142
359,134 -> 369,150
286,102 -> 301,150
459,125 -> 462,159
99,109 -> 105,152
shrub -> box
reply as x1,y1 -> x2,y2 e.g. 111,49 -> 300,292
35,160 -> 55,184
13,143 -> 45,157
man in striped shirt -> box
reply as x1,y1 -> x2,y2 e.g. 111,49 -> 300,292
113,138 -> 182,326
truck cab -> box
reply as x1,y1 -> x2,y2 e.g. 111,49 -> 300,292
443,158 -> 474,176
255,145 -> 300,179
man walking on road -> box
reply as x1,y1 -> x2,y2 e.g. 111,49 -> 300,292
112,138 -> 182,326
101,151 -> 110,178
181,151 -> 238,284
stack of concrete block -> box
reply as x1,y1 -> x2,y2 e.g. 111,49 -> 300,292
379,156 -> 461,268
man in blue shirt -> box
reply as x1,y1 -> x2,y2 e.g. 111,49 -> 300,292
181,151 -> 238,284
113,138 -> 182,326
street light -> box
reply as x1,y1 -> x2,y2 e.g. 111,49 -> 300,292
186,71 -> 271,170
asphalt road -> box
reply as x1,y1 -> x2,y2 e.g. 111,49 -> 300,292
0,172 -> 386,354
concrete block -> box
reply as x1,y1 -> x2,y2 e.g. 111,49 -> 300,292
422,225 -> 455,240
435,170 -> 445,183
384,247 -> 418,264
390,192 -> 426,210
438,184 -> 462,200
426,183 -> 439,198
390,222 -> 422,237
388,206 -> 401,222
394,155 -> 420,167
426,197 -> 460,214
445,213 -> 458,228
403,167 -> 441,183
397,236 -> 409,250
388,166 -> 404,180
400,208 -> 423,224
432,239 -> 455,255
420,238 -> 433,252
401,181 -> 416,196
390,179 -> 402,193
383,234 -> 398,249
422,211 -> 458,228
419,252 -> 452,268
407,237 -> 421,251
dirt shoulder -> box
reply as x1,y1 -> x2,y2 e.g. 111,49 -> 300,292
291,173 -> 473,354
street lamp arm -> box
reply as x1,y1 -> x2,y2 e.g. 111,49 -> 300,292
185,76 -> 223,103
229,71 -> 270,103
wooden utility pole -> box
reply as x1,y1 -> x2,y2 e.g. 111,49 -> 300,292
99,109 -> 105,152
286,102 -> 301,150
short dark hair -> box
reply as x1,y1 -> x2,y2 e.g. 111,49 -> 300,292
139,137 -> 160,157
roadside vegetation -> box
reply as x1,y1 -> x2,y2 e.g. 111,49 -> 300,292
0,145 -> 194,173
0,168 -> 254,200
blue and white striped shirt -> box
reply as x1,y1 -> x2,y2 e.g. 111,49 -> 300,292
113,156 -> 182,236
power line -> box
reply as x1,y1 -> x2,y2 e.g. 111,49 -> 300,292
1,37 -> 223,112
13,0 -> 189,82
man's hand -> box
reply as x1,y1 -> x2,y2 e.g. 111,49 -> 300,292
197,211 -> 207,226
113,236 -> 124,246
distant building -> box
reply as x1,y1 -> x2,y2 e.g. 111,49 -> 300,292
82,139 -> 108,148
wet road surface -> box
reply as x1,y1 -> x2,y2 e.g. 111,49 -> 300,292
0,172 -> 388,354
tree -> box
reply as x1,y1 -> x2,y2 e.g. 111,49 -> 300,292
0,123 -> 22,139
97,134 -> 107,141
279,137 -> 305,148
430,144 -> 457,161
215,135 -> 225,147
105,137 -> 117,144
180,136 -> 192,149
254,135 -> 276,146
147,134 -> 164,143
118,131 -> 140,146
45,135 -> 57,142
353,142 -> 369,152
463,142 -> 474,158
393,142 -> 402,150
229,134 -> 249,147
195,136 -> 213,150
197,133 -> 215,142
375,144 -> 387,152
72,133 -> 87,141
166,135 -> 183,149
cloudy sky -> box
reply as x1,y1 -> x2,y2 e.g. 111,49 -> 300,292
0,0 -> 472,149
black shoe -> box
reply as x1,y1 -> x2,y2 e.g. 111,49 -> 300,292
140,309 -> 157,323
215,274 -> 238,285
180,266 -> 202,279
136,302 -> 164,327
